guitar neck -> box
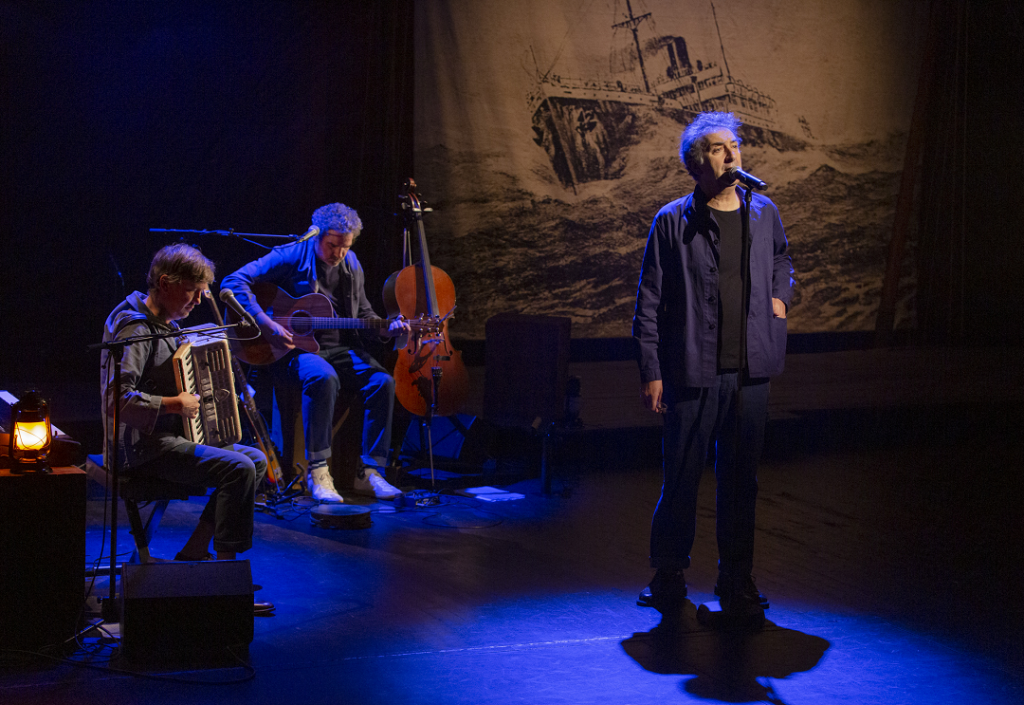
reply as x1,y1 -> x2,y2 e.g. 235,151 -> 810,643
275,317 -> 390,331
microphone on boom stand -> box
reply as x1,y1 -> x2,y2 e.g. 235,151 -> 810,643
727,167 -> 768,190
293,225 -> 320,243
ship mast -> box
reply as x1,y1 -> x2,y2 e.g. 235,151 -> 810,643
613,0 -> 652,93
709,0 -> 732,80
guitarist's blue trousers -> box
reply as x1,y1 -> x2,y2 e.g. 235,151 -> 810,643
266,345 -> 396,470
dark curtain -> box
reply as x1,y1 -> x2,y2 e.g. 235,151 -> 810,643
914,0 -> 1024,345
0,0 -> 414,388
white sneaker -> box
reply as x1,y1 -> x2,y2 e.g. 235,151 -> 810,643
307,463 -> 343,503
353,468 -> 400,500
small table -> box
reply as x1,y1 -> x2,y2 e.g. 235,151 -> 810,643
0,466 -> 86,650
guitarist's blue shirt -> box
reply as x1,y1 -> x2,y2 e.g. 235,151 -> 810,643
222,237 -> 378,348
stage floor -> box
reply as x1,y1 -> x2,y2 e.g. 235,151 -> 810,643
2,399 -> 1023,704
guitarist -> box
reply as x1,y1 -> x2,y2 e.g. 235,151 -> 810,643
222,203 -> 410,503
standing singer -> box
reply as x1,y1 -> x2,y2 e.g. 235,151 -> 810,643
632,112 -> 793,619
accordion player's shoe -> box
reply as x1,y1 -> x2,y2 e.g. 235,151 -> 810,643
307,461 -> 343,503
174,550 -> 214,561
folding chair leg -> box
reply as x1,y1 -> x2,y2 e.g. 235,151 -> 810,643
122,498 -> 170,564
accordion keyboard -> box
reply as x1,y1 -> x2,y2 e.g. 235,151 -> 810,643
172,333 -> 243,447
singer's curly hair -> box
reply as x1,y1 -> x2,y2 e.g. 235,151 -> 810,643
311,202 -> 363,241
679,111 -> 743,180
146,244 -> 215,292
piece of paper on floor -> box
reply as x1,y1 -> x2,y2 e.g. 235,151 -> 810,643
465,486 -> 525,501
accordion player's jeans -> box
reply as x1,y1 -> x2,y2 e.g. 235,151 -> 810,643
131,443 -> 267,553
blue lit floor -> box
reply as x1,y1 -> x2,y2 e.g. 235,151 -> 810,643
2,406 -> 1022,704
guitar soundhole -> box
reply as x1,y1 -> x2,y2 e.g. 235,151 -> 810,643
290,311 -> 313,336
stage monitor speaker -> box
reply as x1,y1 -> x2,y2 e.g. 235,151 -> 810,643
484,314 -> 570,429
120,560 -> 253,661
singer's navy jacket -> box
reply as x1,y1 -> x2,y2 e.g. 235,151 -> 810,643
632,187 -> 794,391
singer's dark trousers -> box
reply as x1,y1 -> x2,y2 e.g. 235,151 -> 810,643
650,372 -> 770,583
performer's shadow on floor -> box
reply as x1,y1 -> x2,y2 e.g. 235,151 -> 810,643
621,600 -> 830,704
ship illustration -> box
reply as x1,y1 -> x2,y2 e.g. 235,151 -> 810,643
528,1 -> 792,189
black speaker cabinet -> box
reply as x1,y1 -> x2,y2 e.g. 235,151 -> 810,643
0,466 -> 85,650
484,314 -> 571,428
120,560 -> 253,661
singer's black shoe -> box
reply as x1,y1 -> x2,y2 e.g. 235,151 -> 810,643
715,575 -> 769,610
716,575 -> 769,632
637,568 -> 687,608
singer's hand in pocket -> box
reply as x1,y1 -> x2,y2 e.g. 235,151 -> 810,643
772,297 -> 787,319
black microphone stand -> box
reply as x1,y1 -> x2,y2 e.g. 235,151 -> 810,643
149,228 -> 305,252
149,228 -> 300,241
738,183 -> 754,390
424,366 -> 442,493
89,319 -> 248,622
725,183 -> 753,598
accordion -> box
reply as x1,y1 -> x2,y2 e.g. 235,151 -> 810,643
172,331 -> 243,447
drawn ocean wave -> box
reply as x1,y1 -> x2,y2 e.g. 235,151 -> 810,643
418,126 -> 915,339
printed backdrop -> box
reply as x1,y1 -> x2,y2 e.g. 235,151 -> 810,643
413,0 -> 928,338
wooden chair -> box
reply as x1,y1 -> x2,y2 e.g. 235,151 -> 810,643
85,454 -> 208,564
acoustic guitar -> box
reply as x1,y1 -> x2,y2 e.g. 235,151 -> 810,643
226,282 -> 439,366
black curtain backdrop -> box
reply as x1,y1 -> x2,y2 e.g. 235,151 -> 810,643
915,0 -> 1024,346
0,0 -> 413,390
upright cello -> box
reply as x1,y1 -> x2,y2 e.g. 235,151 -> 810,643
384,179 -> 468,418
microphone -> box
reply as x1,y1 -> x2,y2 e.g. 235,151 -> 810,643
727,167 -> 767,190
219,289 -> 257,327
294,225 -> 320,243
